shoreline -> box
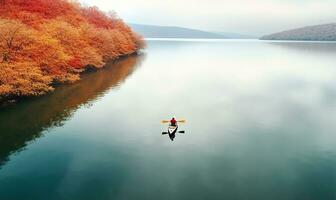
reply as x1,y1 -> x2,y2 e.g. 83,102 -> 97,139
145,38 -> 336,43
0,51 -> 142,107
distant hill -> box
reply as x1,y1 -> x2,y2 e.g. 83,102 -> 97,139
216,32 -> 257,39
261,23 -> 336,41
129,23 -> 254,39
129,23 -> 227,39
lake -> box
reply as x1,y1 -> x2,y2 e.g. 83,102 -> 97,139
1,39 -> 336,200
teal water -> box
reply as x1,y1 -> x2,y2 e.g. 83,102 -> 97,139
1,40 -> 336,200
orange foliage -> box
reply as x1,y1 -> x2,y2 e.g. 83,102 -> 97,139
0,0 -> 144,100
0,62 -> 53,96
81,6 -> 115,29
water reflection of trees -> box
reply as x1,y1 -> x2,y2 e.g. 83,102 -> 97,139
0,54 -> 144,167
265,41 -> 336,54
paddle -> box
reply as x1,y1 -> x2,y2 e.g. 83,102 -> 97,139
161,119 -> 186,123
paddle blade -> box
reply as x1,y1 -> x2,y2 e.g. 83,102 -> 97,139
161,120 -> 170,123
178,131 -> 185,134
162,132 -> 168,135
178,120 -> 186,123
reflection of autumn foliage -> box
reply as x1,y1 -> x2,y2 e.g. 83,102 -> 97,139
0,55 -> 143,166
0,0 -> 144,100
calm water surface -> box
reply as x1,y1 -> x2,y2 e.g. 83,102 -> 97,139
1,39 -> 336,200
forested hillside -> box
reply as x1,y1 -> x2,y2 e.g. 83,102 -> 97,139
261,23 -> 336,41
129,23 -> 256,39
0,0 -> 144,100
129,23 -> 227,38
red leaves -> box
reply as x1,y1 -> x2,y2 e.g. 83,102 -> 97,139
3,0 -> 73,18
0,0 -> 84,26
68,56 -> 82,69
81,6 -> 114,29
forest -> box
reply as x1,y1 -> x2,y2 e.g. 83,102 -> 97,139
0,0 -> 144,101
261,23 -> 336,41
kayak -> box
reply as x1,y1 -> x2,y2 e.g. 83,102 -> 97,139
168,125 -> 178,134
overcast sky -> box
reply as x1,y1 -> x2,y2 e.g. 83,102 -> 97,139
80,0 -> 336,36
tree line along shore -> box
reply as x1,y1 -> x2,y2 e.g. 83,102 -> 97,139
0,0 -> 145,103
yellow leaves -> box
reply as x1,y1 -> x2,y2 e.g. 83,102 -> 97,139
0,19 -> 37,63
79,47 -> 104,68
54,73 -> 80,84
0,62 -> 53,96
0,84 -> 13,96
40,20 -> 103,69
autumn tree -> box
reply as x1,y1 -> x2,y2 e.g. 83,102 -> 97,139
0,0 -> 144,101
0,63 -> 53,97
0,19 -> 35,63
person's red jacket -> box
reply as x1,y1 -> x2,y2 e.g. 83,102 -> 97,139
170,118 -> 177,125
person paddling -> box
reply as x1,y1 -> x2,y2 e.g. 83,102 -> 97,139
170,116 -> 177,126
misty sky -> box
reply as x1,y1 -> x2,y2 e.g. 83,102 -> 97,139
80,0 -> 336,36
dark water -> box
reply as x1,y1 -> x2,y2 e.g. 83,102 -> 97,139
1,39 -> 336,200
